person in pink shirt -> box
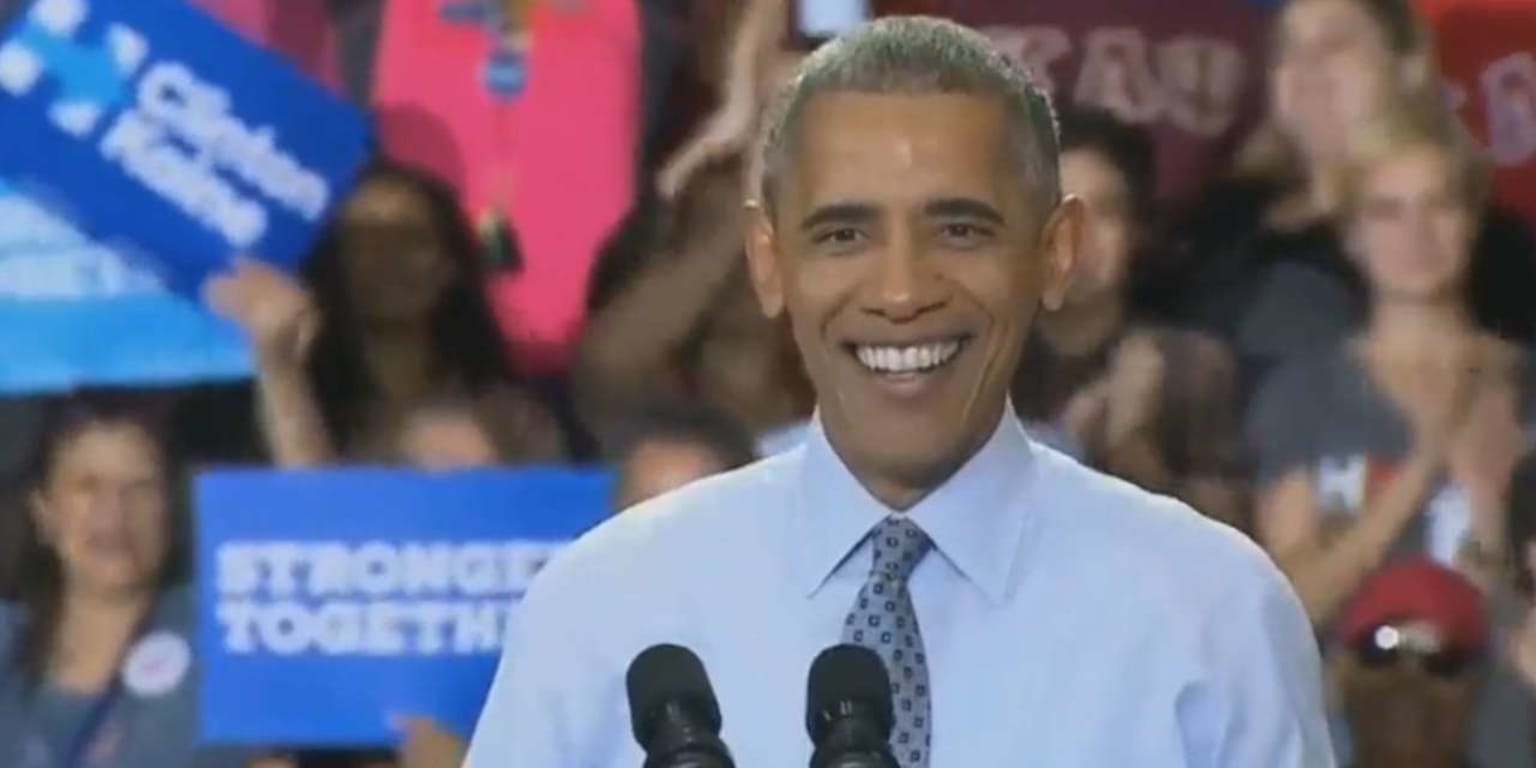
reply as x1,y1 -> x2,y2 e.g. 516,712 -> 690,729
371,0 -> 642,374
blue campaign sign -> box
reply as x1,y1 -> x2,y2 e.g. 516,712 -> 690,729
195,467 -> 615,746
0,176 -> 251,392
0,0 -> 371,293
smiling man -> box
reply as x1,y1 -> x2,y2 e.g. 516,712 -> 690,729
466,17 -> 1332,768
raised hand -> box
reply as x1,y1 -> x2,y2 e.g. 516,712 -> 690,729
204,258 -> 320,368
656,93 -> 760,201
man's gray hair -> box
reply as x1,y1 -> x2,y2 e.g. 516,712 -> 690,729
757,16 -> 1062,216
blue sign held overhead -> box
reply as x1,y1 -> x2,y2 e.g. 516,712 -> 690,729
0,0 -> 372,293
0,176 -> 251,393
195,467 -> 615,746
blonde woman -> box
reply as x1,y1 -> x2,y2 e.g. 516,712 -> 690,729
1147,0 -> 1535,393
1246,104 -> 1534,767
1248,105 -> 1527,623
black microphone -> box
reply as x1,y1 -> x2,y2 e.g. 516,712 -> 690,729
806,645 -> 900,768
626,644 -> 736,768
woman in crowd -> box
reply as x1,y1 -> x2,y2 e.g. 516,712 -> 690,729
207,162 -> 566,468
0,392 -> 254,767
1248,105 -> 1529,624
1147,0 -> 1536,394
1012,108 -> 1247,529
580,42 -> 818,456
1247,104 -> 1534,768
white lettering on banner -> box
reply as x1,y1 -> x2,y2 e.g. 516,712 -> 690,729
136,65 -> 328,220
215,598 -> 516,657
980,25 -> 1071,94
0,0 -> 334,251
1158,36 -> 1246,138
100,108 -> 268,248
980,25 -> 1245,137
217,541 -> 553,598
1482,53 -> 1536,167
213,540 -> 562,657
1075,28 -> 1164,125
0,191 -> 162,298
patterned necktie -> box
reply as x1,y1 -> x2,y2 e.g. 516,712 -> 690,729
842,515 -> 933,768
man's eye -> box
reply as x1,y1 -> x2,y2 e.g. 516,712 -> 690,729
939,223 -> 992,242
814,228 -> 864,245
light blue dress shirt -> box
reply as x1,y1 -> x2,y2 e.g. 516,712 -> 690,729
467,412 -> 1334,767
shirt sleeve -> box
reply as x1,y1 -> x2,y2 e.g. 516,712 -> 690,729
1180,552 -> 1335,768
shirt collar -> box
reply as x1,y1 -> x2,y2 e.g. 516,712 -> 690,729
792,405 -> 1036,606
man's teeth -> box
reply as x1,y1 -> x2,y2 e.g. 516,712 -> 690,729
854,341 -> 962,374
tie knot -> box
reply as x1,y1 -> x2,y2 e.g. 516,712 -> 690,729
869,516 -> 931,582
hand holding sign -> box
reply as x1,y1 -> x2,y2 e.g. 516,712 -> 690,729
204,258 -> 317,367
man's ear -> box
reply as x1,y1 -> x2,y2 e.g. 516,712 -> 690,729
745,200 -> 786,318
1038,195 -> 1084,312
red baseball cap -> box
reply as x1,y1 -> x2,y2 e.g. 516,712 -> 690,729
1337,558 -> 1489,654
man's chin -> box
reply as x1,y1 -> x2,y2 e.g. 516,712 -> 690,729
829,414 -> 983,503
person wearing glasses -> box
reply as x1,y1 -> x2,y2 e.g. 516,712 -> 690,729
1333,558 -> 1488,768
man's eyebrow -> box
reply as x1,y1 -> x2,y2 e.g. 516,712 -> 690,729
923,197 -> 1004,224
800,202 -> 880,232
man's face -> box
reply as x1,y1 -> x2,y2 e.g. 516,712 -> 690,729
748,93 -> 1078,503
1338,623 -> 1481,768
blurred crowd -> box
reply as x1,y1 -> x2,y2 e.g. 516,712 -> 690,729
0,0 -> 1535,766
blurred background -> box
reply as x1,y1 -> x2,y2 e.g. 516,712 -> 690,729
0,0 -> 1533,766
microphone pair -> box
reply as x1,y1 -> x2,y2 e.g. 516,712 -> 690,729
626,644 -> 899,768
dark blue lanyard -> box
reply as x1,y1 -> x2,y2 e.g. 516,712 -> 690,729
49,609 -> 155,768
59,672 -> 127,768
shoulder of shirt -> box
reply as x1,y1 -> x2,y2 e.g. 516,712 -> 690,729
1028,446 -> 1293,607
520,452 -> 796,605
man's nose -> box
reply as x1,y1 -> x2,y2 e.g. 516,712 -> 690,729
868,229 -> 944,322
